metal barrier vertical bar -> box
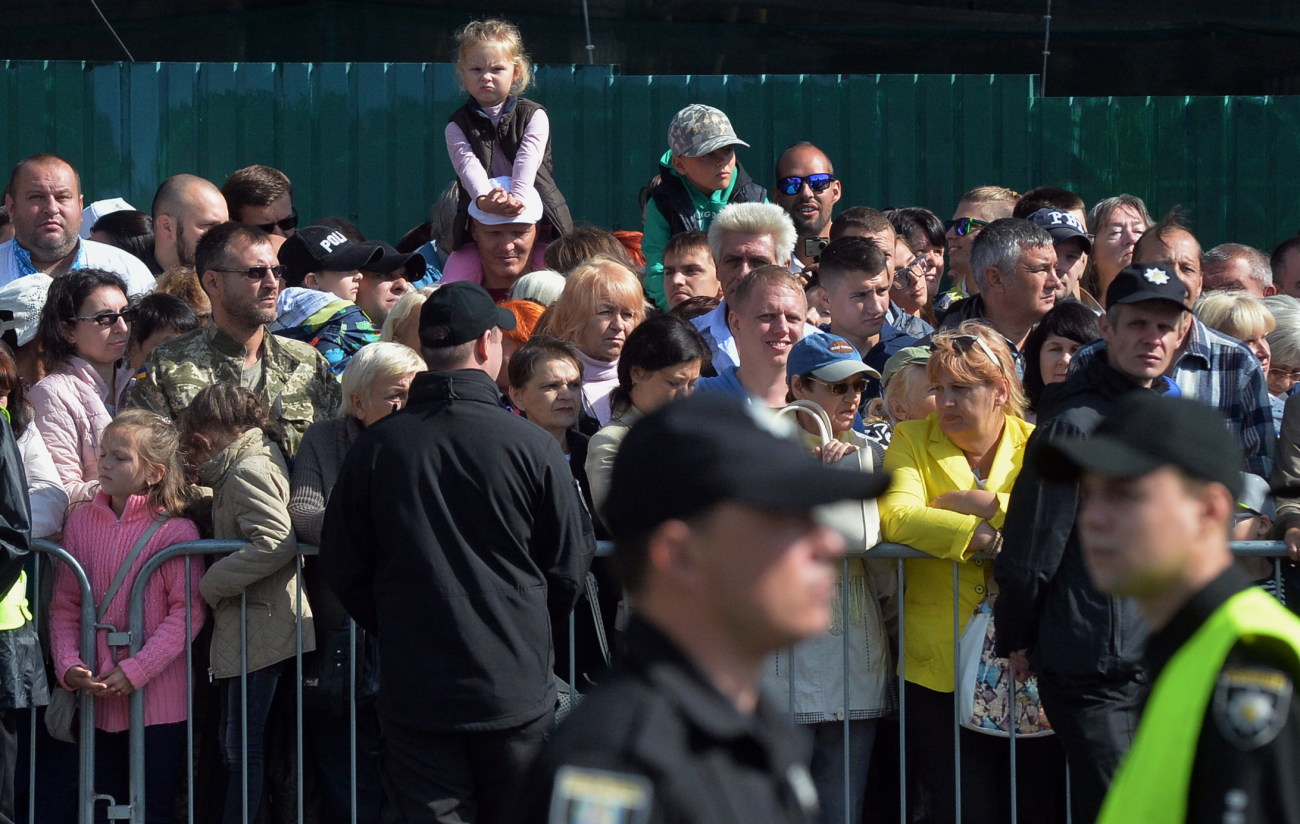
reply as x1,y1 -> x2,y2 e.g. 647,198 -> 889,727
951,562 -> 961,824
239,592 -> 249,824
33,540 -> 101,824
568,609 -> 577,711
896,556 -> 907,824
26,557 -> 38,824
348,618 -> 358,824
840,555 -> 851,824
295,562 -> 305,824
1009,644 -> 1018,824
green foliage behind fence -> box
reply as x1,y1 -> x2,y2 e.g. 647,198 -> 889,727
3,62 -> 1297,253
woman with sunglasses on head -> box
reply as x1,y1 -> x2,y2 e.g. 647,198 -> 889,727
879,321 -> 1065,824
777,330 -> 894,824
29,268 -> 137,505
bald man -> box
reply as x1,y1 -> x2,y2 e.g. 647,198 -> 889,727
150,174 -> 229,274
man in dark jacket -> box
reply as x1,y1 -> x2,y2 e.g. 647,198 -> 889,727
320,281 -> 596,824
994,262 -> 1191,824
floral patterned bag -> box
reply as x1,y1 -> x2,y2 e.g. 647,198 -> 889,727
956,591 -> 1054,737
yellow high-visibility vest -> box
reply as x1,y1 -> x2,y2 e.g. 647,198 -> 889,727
1097,587 -> 1300,824
0,571 -> 31,631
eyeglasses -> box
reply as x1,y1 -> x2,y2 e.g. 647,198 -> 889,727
805,375 -> 869,396
74,308 -> 137,327
1269,366 -> 1300,383
948,333 -> 1002,365
252,207 -> 299,235
944,217 -> 991,237
776,174 -> 837,196
212,265 -> 287,280
893,258 -> 927,291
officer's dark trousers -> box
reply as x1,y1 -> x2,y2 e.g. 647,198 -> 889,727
376,710 -> 551,824
1037,673 -> 1146,824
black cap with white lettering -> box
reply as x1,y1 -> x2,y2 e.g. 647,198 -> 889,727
278,225 -> 383,286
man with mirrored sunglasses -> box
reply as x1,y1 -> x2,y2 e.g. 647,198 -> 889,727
128,221 -> 339,456
937,185 -> 1018,314
771,142 -> 842,271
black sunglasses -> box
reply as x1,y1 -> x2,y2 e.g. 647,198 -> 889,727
212,265 -> 287,280
944,217 -> 991,237
776,173 -> 837,196
253,206 -> 299,234
74,308 -> 137,327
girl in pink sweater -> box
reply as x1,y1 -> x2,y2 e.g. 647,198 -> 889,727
49,409 -> 204,824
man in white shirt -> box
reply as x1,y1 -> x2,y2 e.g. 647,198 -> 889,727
0,154 -> 154,294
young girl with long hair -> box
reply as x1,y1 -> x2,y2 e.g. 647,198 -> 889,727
48,410 -> 204,824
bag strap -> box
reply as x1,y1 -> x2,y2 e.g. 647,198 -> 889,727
775,400 -> 834,447
96,515 -> 169,623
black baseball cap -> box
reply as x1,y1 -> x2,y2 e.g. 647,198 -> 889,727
1026,208 -> 1093,253
418,281 -> 516,348
602,393 -> 891,538
361,241 -> 425,280
1104,262 -> 1189,310
279,225 -> 383,285
1045,393 -> 1244,499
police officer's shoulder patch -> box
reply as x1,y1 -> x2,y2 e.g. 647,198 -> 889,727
549,765 -> 653,824
1212,665 -> 1293,750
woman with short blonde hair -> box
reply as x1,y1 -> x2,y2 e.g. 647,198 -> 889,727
539,255 -> 646,425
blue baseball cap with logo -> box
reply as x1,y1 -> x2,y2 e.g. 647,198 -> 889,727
786,332 -> 878,383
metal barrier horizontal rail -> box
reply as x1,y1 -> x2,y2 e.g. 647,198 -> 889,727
25,538 -> 1293,824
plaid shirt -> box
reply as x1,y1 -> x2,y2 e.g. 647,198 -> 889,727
1070,316 -> 1274,476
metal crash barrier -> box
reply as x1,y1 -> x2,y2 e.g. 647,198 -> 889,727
22,538 -> 1294,824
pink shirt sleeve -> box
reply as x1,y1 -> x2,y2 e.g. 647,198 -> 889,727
446,121 -> 494,200
118,520 -> 205,690
509,107 -> 549,204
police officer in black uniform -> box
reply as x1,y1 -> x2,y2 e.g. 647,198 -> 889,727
1051,392 -> 1300,824
513,392 -> 890,824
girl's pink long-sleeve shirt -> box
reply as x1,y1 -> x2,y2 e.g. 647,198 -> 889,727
49,493 -> 204,732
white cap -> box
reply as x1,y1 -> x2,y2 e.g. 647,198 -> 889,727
80,197 -> 136,239
467,176 -> 543,227
0,273 -> 53,347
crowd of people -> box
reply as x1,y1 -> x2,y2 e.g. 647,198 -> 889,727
0,15 -> 1298,824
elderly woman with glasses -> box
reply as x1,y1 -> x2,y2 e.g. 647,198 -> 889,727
29,268 -> 137,506
777,331 -> 895,824
879,321 -> 1063,824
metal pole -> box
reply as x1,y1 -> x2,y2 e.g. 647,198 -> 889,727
1040,0 -> 1054,97
580,0 -> 596,65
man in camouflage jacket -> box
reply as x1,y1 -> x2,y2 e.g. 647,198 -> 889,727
127,222 -> 339,456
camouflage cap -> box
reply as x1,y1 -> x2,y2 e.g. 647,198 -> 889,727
668,104 -> 750,158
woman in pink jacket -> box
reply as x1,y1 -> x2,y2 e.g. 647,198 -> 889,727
29,269 -> 137,506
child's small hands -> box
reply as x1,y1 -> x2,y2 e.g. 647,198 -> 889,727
475,188 -> 524,217
100,667 -> 135,697
63,665 -> 108,695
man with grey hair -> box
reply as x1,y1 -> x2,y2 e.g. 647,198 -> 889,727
692,202 -> 800,374
1202,242 -> 1275,297
939,218 -> 1060,372
149,173 -> 230,275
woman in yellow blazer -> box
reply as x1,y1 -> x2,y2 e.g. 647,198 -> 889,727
880,321 -> 1063,823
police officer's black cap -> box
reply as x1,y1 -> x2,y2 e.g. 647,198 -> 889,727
418,281 -> 516,348
361,241 -> 425,279
1045,393 -> 1244,499
1104,262 -> 1190,311
602,393 -> 891,538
